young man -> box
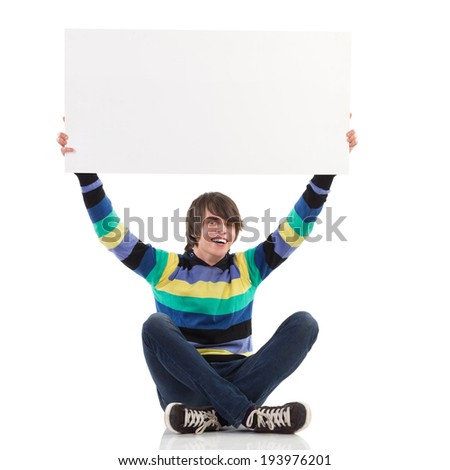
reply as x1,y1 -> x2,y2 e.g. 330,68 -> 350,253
58,130 -> 357,435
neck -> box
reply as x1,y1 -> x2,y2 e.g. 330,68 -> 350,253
192,247 -> 225,266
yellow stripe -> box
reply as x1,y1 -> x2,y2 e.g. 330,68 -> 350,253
278,220 -> 305,248
154,252 -> 181,289
158,277 -> 250,299
99,223 -> 126,250
197,349 -> 252,356
156,252 -> 252,299
234,252 -> 251,286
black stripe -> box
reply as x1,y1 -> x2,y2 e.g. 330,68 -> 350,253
263,235 -> 286,270
82,186 -> 106,209
303,185 -> 328,209
202,353 -> 247,363
311,174 -> 335,190
180,319 -> 252,345
122,240 -> 149,270
75,173 -> 99,186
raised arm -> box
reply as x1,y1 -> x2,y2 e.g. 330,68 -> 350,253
242,127 -> 358,286
241,175 -> 334,287
57,133 -> 168,286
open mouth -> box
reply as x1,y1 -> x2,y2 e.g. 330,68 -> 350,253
211,238 -> 227,245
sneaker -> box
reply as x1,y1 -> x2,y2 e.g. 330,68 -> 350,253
165,403 -> 222,435
245,402 -> 311,434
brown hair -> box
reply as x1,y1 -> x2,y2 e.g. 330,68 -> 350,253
184,192 -> 243,252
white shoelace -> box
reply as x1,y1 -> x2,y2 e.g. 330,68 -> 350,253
184,408 -> 220,435
246,406 -> 292,430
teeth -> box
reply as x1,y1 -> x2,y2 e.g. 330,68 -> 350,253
213,238 -> 227,244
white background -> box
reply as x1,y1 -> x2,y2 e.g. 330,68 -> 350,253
1,1 -> 449,469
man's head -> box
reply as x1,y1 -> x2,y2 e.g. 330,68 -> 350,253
185,192 -> 243,265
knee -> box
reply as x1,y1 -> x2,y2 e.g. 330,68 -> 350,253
142,312 -> 172,339
290,311 -> 319,342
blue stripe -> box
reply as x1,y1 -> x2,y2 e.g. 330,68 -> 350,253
271,229 -> 297,259
189,336 -> 253,354
293,197 -> 323,223
110,231 -> 139,260
155,302 -> 253,330
309,180 -> 330,195
253,244 -> 272,281
81,179 -> 103,193
87,196 -> 114,224
168,262 -> 241,284
135,245 -> 157,278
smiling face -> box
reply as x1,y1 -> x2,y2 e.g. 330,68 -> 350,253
184,192 -> 243,262
193,208 -> 237,266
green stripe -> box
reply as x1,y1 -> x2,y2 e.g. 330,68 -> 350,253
93,210 -> 120,237
146,249 -> 169,286
244,248 -> 263,288
287,208 -> 315,237
153,286 -> 257,315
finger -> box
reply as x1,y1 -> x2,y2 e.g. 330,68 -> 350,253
61,146 -> 74,155
346,129 -> 355,137
61,148 -> 74,156
57,137 -> 67,147
56,133 -> 68,144
349,112 -> 352,119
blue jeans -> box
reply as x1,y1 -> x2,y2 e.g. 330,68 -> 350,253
141,311 -> 318,428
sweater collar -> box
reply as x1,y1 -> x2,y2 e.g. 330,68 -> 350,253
182,250 -> 232,271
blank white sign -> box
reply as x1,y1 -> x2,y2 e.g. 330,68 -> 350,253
65,29 -> 351,174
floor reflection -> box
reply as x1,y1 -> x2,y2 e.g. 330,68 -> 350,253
159,427 -> 310,451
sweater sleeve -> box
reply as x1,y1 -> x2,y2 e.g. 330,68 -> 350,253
75,173 -> 165,285
243,175 -> 335,287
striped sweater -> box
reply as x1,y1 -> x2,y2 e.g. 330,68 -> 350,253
76,173 -> 334,362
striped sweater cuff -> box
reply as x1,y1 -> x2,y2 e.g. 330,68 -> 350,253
310,175 -> 335,193
75,173 -> 99,186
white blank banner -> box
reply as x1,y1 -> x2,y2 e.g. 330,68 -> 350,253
65,29 -> 351,174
